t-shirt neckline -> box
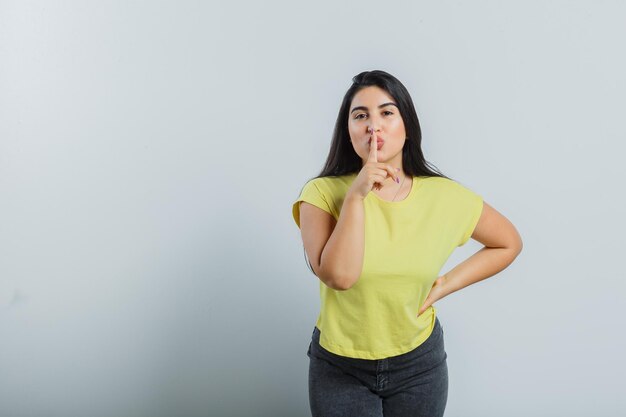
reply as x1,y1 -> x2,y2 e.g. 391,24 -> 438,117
346,173 -> 419,206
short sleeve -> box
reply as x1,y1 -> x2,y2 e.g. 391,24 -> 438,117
292,180 -> 334,229
452,181 -> 484,246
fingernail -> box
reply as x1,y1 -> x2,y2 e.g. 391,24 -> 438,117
396,177 -> 399,183
396,168 -> 400,171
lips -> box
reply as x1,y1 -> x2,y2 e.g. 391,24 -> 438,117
368,138 -> 384,150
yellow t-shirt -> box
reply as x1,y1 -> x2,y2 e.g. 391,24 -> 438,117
292,173 -> 483,360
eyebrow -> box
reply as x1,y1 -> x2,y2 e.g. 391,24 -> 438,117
350,102 -> 398,114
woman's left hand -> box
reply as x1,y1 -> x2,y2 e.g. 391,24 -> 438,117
417,275 -> 448,317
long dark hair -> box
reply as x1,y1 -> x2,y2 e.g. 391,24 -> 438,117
299,70 -> 454,275
312,69 -> 451,181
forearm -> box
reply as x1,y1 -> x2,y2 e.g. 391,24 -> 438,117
320,194 -> 365,290
441,246 -> 522,297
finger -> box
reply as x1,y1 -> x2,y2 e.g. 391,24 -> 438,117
367,127 -> 377,163
417,301 -> 433,317
417,304 -> 427,317
375,166 -> 399,183
372,173 -> 386,191
385,165 -> 400,183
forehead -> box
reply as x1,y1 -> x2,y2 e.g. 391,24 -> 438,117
351,86 -> 394,106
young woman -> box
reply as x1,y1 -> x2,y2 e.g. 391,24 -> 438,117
292,70 -> 523,417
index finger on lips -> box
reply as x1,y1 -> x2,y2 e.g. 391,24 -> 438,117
368,127 -> 377,162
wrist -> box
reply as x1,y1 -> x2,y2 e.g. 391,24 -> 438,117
440,274 -> 455,297
345,191 -> 365,203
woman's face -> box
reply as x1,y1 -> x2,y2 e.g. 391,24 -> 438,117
347,86 -> 406,167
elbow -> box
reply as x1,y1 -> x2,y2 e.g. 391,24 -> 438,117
500,227 -> 523,256
331,280 -> 351,291
504,236 -> 523,262
329,273 -> 358,291
512,231 -> 524,255
314,266 -> 346,291
317,260 -> 359,291
318,268 -> 356,291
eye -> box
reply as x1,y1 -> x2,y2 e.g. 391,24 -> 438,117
354,111 -> 394,120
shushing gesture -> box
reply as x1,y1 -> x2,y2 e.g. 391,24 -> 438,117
347,127 -> 400,200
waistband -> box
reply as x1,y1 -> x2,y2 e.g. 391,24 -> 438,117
310,316 -> 444,363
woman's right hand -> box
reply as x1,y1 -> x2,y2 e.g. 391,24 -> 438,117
346,127 -> 400,200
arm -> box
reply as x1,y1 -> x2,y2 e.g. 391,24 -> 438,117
299,193 -> 365,291
319,194 -> 365,290
440,201 -> 523,296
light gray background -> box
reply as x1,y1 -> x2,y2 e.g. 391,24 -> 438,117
1,1 -> 624,416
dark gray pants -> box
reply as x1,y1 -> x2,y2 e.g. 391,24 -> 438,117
307,317 -> 448,417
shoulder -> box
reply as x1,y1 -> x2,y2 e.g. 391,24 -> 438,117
302,174 -> 354,195
423,176 -> 459,186
423,176 -> 476,191
293,175 -> 353,228
418,176 -> 461,193
419,176 -> 482,205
